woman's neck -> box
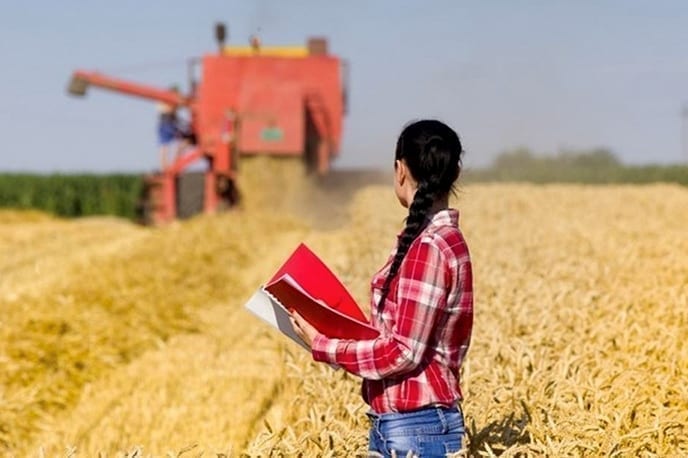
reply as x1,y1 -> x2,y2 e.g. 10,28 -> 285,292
429,196 -> 450,215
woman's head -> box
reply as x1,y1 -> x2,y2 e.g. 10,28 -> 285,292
379,119 -> 464,311
393,119 -> 463,207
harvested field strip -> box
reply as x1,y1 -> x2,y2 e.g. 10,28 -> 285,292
26,303 -> 296,456
0,218 -> 147,301
0,209 -> 309,453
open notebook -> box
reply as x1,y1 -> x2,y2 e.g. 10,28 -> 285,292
244,243 -> 379,351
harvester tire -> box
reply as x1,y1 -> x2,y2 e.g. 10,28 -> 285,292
176,172 -> 205,219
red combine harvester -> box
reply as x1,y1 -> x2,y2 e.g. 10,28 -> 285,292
68,23 -> 348,225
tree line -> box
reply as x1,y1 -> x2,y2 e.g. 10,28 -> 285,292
464,148 -> 688,185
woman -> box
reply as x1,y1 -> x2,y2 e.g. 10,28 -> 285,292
291,119 -> 473,457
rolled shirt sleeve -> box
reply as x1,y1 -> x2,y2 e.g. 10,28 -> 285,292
311,236 -> 447,380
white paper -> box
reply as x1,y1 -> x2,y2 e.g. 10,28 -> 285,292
244,288 -> 310,351
243,287 -> 340,370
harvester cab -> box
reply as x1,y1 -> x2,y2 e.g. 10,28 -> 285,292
67,22 -> 347,225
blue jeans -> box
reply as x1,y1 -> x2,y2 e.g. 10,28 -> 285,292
367,405 -> 465,457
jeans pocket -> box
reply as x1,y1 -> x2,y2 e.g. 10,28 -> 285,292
414,435 -> 464,457
442,437 -> 464,455
384,434 -> 420,457
369,423 -> 389,457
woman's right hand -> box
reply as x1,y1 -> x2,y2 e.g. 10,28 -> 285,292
289,311 -> 319,349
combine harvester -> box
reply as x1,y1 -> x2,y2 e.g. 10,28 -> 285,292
68,23 -> 348,225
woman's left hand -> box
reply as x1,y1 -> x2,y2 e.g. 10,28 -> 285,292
289,311 -> 319,349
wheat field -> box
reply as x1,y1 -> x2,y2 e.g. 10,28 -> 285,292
1,163 -> 687,456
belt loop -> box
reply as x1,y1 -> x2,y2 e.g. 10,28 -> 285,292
437,406 -> 448,433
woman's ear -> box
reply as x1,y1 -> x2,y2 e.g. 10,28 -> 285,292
394,159 -> 406,186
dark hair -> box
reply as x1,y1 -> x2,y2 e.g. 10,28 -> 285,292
377,119 -> 463,311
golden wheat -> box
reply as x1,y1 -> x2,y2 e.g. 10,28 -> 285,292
1,176 -> 687,457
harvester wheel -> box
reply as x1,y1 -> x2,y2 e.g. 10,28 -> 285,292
176,172 -> 205,219
135,181 -> 155,225
217,175 -> 240,209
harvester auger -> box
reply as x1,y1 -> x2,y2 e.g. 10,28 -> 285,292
68,23 -> 348,225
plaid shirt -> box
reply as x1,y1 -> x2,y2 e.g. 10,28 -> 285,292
311,209 -> 473,413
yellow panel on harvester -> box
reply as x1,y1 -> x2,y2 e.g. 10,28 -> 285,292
223,46 -> 309,57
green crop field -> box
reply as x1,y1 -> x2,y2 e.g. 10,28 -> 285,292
0,174 -> 141,218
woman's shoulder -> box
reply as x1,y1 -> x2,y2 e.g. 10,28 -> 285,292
418,223 -> 469,263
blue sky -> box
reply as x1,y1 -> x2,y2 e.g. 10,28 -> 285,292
1,1 -> 687,172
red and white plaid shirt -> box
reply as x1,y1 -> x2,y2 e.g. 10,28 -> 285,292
311,208 -> 473,413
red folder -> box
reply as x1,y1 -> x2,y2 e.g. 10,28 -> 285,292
264,243 -> 379,340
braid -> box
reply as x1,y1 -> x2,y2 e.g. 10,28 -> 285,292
378,119 -> 463,312
377,180 -> 438,311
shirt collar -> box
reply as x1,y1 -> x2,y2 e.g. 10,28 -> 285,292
427,208 -> 459,230
396,208 -> 459,239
